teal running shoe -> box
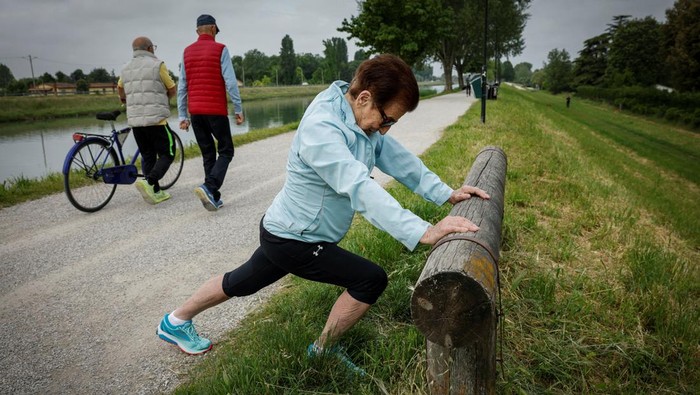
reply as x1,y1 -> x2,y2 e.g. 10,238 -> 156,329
307,342 -> 366,376
157,314 -> 212,355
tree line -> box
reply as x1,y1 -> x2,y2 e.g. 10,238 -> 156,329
2,0 -> 531,95
0,66 -> 120,94
337,0 -> 695,100
514,0 -> 698,95
232,34 -> 434,87
232,35 -> 367,87
0,33 -> 437,96
7,0 -> 693,100
340,0 -> 531,90
513,0 -> 698,129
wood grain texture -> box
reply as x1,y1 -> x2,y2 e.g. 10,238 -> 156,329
411,146 -> 507,394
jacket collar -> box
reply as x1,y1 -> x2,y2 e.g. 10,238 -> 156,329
132,50 -> 157,59
197,34 -> 216,42
330,81 -> 358,129
330,80 -> 378,142
134,49 -> 158,59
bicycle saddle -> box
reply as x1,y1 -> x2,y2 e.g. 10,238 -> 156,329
96,110 -> 122,121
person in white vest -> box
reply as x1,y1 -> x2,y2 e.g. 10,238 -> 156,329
118,36 -> 177,204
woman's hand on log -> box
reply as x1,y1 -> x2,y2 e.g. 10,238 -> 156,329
420,216 -> 480,245
448,186 -> 490,205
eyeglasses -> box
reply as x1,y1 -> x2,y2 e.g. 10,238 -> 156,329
150,45 -> 158,51
377,106 -> 397,128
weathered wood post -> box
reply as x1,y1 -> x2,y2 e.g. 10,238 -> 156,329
411,146 -> 507,394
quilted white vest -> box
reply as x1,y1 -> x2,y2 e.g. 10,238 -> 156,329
121,50 -> 171,127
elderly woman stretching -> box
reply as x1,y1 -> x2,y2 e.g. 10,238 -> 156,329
156,54 -> 489,374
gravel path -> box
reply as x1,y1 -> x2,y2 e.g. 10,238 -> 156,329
0,92 -> 475,394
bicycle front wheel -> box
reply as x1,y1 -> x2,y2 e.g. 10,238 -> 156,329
160,132 -> 184,190
64,139 -> 119,212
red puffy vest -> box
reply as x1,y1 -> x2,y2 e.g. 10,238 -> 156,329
183,34 -> 227,116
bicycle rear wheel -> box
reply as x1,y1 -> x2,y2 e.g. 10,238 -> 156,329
64,139 -> 119,212
160,132 -> 184,190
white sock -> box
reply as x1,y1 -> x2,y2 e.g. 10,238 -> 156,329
168,312 -> 188,326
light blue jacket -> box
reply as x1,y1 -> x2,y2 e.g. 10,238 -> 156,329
263,81 -> 453,251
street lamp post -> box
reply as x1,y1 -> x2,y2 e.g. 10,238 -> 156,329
481,0 -> 488,123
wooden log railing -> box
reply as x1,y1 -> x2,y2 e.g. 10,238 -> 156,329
411,146 -> 507,395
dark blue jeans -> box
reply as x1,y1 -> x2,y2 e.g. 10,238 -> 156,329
191,115 -> 234,201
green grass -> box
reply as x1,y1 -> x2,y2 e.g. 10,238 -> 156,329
0,85 -> 325,122
3,86 -> 697,393
169,85 -> 699,394
0,94 -> 126,122
0,122 -> 299,208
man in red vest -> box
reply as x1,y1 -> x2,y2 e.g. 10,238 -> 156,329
177,14 -> 244,211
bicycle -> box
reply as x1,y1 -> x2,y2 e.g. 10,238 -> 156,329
62,110 -> 184,212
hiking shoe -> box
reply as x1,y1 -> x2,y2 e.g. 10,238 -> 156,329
135,179 -> 157,204
194,184 -> 219,211
152,189 -> 171,204
157,314 -> 212,355
307,342 -> 366,376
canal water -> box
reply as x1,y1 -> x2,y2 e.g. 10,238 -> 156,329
0,96 -> 314,184
0,84 -> 452,184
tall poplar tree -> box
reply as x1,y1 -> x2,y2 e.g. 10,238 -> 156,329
543,48 -> 572,93
0,63 -> 15,90
323,37 -> 350,81
279,35 -> 297,85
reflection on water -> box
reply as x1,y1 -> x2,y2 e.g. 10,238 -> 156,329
0,96 -> 314,183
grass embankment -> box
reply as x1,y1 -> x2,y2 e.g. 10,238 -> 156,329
170,85 -> 698,394
0,85 -> 327,123
0,122 -> 299,208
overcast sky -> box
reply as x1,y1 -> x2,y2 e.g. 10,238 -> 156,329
510,0 -> 674,69
0,0 -> 676,80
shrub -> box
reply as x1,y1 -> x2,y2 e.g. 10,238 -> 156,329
575,85 -> 700,129
665,108 -> 681,122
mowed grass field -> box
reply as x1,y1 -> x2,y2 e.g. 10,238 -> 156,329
169,85 -> 699,394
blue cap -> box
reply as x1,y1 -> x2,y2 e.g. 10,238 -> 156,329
196,14 -> 220,33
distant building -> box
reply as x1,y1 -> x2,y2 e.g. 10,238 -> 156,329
26,81 -> 120,96
28,82 -> 77,95
88,82 -> 117,94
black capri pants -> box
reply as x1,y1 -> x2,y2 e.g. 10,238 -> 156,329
222,219 -> 388,305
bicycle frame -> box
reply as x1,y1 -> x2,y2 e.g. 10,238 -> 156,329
63,109 -> 184,212
61,126 -> 142,180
